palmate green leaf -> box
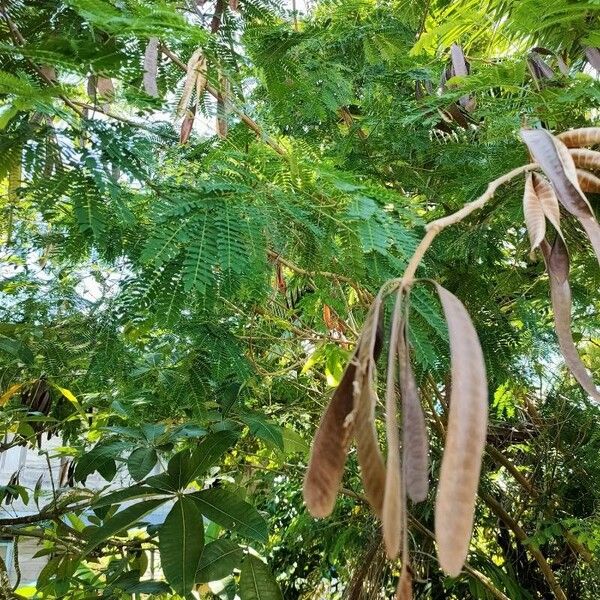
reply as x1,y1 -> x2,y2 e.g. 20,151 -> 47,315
188,430 -> 239,481
84,498 -> 168,551
127,447 -> 158,481
159,496 -> 204,596
196,539 -> 243,583
239,555 -> 283,600
190,488 -> 268,543
241,414 -> 284,451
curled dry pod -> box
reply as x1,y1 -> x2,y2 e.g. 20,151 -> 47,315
399,321 -> 428,503
532,174 -> 563,240
569,149 -> 600,171
177,48 -> 203,117
382,290 -> 403,558
557,127 -> 600,148
354,303 -> 387,518
450,44 -> 475,111
521,129 -> 600,266
143,37 -> 159,97
180,107 -> 195,144
523,172 -> 545,252
541,238 -> 600,402
303,305 -> 384,518
585,47 -> 600,74
577,169 -> 600,193
434,284 -> 487,577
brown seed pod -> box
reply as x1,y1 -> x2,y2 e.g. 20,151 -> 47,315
557,127 -> 600,148
569,148 -> 600,171
523,172 -> 545,252
577,169 -> 600,193
434,284 -> 487,577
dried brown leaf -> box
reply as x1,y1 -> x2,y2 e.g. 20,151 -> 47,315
523,172 -> 546,252
143,37 -> 159,97
541,238 -> 600,401
434,284 -> 487,577
399,322 -> 428,503
303,305 -> 384,518
577,169 -> 600,193
382,291 -> 403,558
569,149 -> 600,171
558,127 -> 600,148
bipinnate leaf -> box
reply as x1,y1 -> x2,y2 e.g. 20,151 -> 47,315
382,291 -> 403,558
239,555 -> 283,600
143,37 -> 159,97
434,284 -> 488,577
558,127 -> 600,148
303,305 -> 384,518
577,169 -> 600,193
541,238 -> 600,402
399,323 -> 428,504
523,173 -> 545,252
159,496 -> 204,596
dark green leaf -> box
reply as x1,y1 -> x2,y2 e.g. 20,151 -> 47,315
241,415 -> 284,451
239,555 -> 283,600
196,539 -> 243,583
190,488 -> 268,543
159,496 -> 204,596
128,447 -> 158,480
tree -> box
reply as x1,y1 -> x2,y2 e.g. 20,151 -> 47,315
0,0 -> 599,598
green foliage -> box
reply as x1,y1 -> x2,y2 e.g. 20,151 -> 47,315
0,0 -> 599,597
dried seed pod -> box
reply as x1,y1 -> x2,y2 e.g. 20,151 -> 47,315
577,169 -> 600,193
532,174 -> 563,240
584,47 -> 600,74
396,565 -> 412,600
177,49 -> 204,117
541,238 -> 600,401
354,303 -> 386,517
434,284 -> 487,577
557,127 -> 600,148
399,321 -> 428,503
143,37 -> 159,97
180,107 -> 195,144
383,290 -> 403,558
303,305 -> 384,518
569,148 -> 600,171
523,172 -> 546,253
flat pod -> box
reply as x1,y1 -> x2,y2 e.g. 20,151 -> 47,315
382,290 -> 403,558
558,127 -> 600,148
577,169 -> 600,193
540,238 -> 600,402
531,174 -> 562,239
303,305 -> 384,518
434,284 -> 488,577
523,172 -> 545,252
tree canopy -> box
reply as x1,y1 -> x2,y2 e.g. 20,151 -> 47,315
0,0 -> 599,598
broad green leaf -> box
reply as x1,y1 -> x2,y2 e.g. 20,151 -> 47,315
159,496 -> 204,596
190,488 -> 268,543
92,485 -> 167,508
241,415 -> 284,452
196,539 -> 243,583
188,430 -> 238,481
74,441 -> 130,482
280,428 -> 309,456
239,555 -> 283,600
84,498 -> 167,551
128,447 -> 158,481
